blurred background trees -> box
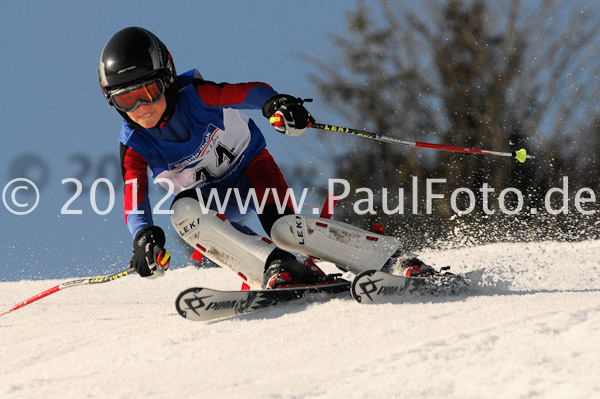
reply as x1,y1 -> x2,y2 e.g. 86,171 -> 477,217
306,0 -> 600,249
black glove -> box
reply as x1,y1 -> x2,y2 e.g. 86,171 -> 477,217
262,94 -> 314,136
131,225 -> 170,278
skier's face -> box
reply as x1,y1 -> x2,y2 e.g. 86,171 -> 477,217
126,95 -> 167,129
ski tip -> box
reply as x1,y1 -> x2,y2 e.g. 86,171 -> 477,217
175,287 -> 212,321
350,270 -> 379,304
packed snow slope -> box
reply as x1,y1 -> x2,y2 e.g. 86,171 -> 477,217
1,240 -> 599,399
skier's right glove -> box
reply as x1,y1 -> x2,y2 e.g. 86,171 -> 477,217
262,94 -> 314,136
131,225 -> 170,279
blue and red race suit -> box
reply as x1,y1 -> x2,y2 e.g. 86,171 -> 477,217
119,69 -> 291,237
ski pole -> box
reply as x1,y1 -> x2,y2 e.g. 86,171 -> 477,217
311,122 -> 532,163
0,267 -> 135,318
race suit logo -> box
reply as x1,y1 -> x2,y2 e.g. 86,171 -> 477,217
168,124 -> 220,170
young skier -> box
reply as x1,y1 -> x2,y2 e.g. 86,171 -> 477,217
98,27 -> 433,289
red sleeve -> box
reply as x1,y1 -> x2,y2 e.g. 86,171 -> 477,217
120,144 -> 151,234
195,81 -> 276,108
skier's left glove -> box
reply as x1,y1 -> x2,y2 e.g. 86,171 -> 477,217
131,225 -> 171,279
262,94 -> 314,136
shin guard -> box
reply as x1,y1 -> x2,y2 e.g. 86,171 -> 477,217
270,214 -> 400,274
171,195 -> 276,288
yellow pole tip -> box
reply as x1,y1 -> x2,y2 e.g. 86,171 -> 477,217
514,148 -> 528,163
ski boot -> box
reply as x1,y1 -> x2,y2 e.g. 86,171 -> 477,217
400,257 -> 437,277
263,248 -> 330,289
382,249 -> 437,277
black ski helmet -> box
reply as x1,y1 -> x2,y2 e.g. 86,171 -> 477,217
99,27 -> 178,126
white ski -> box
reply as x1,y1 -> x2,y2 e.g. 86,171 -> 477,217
351,269 -> 484,304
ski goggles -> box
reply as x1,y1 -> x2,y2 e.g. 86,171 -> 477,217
109,79 -> 166,112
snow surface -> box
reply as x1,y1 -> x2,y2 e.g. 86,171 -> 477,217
1,240 -> 600,399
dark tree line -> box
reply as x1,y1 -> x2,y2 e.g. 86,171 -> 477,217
304,0 -> 600,249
